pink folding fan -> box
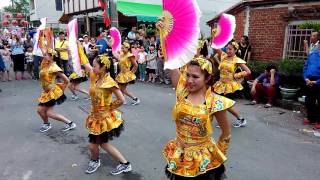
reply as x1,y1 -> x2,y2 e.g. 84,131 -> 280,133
109,27 -> 121,53
160,0 -> 201,69
211,13 -> 236,49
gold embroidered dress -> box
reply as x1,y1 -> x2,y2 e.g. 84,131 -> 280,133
115,52 -> 136,84
38,60 -> 66,105
86,72 -> 123,136
163,75 -> 234,177
213,54 -> 246,95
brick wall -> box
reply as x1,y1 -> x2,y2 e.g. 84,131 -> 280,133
248,7 -> 288,61
233,10 -> 246,42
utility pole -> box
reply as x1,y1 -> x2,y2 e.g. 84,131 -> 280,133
109,0 -> 118,27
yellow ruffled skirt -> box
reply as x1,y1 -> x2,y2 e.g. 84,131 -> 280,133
163,138 -> 227,177
86,110 -> 123,135
213,80 -> 243,95
116,71 -> 136,84
38,85 -> 64,104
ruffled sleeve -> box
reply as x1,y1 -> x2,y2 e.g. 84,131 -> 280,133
99,74 -> 119,89
235,57 -> 246,64
206,88 -> 235,114
126,52 -> 134,58
48,63 -> 63,74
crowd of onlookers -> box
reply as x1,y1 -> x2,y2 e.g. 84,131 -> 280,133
0,26 -> 172,85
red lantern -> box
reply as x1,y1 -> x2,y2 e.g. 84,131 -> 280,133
11,20 -> 18,26
16,13 -> 23,19
21,20 -> 28,27
4,13 -> 12,19
2,19 -> 10,27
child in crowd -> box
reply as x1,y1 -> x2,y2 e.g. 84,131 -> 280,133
0,44 -> 13,81
137,46 -> 147,81
146,44 -> 157,83
25,46 -> 34,79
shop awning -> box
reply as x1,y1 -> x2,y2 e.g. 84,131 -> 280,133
117,0 -> 162,22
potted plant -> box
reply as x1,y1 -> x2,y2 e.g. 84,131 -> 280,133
278,59 -> 304,100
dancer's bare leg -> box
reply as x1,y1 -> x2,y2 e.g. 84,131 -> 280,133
74,83 -> 89,96
37,105 -> 49,124
100,143 -> 127,163
46,107 -> 71,123
89,143 -> 100,160
120,84 -> 135,99
228,107 -> 242,119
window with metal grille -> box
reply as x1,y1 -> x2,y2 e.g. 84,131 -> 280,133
56,0 -> 63,11
285,24 -> 313,60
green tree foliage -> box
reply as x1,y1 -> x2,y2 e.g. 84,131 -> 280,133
3,0 -> 29,14
298,22 -> 320,32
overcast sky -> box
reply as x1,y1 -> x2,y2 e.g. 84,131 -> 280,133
0,0 -> 11,10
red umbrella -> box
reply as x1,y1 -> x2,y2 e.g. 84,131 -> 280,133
16,13 -> 24,19
4,13 -> 12,19
21,20 -> 28,27
2,19 -> 10,26
11,20 -> 19,26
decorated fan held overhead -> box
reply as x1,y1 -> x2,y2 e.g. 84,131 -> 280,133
67,19 -> 82,76
158,0 -> 201,70
109,27 -> 121,53
211,13 -> 236,49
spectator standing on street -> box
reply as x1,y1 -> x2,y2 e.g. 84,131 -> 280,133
10,34 -> 25,80
0,43 -> 12,81
88,37 -> 98,65
25,46 -> 34,79
303,31 -> 320,129
137,46 -> 147,81
250,65 -> 280,108
96,30 -> 109,55
82,35 -> 91,57
236,35 -> 252,62
55,32 -> 69,76
127,27 -> 137,43
146,44 -> 157,83
24,35 -> 33,52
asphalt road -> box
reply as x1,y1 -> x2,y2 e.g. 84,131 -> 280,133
0,80 -> 319,180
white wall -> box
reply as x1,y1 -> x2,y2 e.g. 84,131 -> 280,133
30,0 -> 63,24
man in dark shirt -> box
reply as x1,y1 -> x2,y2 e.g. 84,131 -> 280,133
303,31 -> 320,129
250,65 -> 279,108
